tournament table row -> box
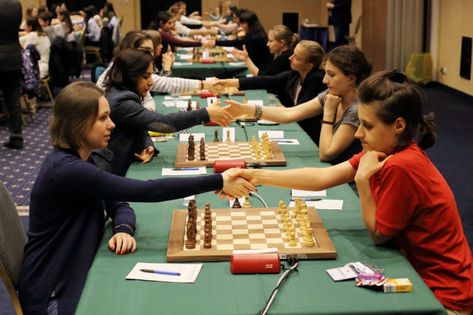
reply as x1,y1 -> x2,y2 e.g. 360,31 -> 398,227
75,90 -> 445,315
172,47 -> 249,79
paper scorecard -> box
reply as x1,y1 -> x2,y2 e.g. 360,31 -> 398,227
126,262 -> 203,283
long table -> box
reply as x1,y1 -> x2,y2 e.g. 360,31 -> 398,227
76,90 -> 446,315
172,48 -> 249,79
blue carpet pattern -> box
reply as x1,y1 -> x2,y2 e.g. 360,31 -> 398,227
0,107 -> 53,207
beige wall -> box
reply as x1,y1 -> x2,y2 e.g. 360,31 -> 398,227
436,0 -> 473,95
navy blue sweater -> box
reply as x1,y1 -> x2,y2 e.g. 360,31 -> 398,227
94,87 -> 210,176
18,148 -> 223,314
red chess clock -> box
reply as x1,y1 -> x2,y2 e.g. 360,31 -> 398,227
230,252 -> 281,274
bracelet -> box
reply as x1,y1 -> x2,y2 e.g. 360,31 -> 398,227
321,120 -> 335,125
254,104 -> 263,120
114,223 -> 136,236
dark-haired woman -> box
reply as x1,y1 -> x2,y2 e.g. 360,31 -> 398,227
95,48 -> 233,176
225,45 -> 372,164
215,9 -> 272,73
17,81 -> 253,315
232,70 -> 473,314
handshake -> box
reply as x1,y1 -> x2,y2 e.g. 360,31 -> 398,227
219,168 -> 259,199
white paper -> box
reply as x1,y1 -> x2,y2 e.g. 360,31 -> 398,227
126,262 -> 203,283
162,101 -> 176,107
292,189 -> 327,197
289,199 -> 343,210
247,100 -> 264,106
274,139 -> 300,145
326,266 -> 358,281
229,62 -> 245,66
174,62 -> 192,66
257,119 -> 278,125
177,53 -> 193,59
183,195 -> 195,206
222,127 -> 235,142
207,97 -> 218,106
258,130 -> 284,139
162,167 -> 207,176
179,133 -> 206,142
176,100 -> 198,109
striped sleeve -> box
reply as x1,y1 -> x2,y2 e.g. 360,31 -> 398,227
150,74 -> 200,94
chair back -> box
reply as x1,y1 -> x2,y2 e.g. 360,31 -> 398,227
0,181 -> 27,315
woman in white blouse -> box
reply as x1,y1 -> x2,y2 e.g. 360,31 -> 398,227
19,16 -> 51,79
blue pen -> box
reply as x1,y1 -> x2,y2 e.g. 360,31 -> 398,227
140,269 -> 181,276
172,168 -> 199,171
291,197 -> 322,201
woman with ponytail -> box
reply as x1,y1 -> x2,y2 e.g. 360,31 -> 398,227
230,70 -> 473,314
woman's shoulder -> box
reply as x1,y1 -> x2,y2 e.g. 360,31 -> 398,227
385,143 -> 428,170
107,88 -> 140,103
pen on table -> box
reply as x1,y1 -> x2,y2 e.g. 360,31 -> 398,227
290,197 -> 322,201
276,140 -> 294,143
172,168 -> 199,171
140,269 -> 181,276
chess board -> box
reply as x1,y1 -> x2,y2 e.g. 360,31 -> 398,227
175,141 -> 287,168
167,207 -> 337,262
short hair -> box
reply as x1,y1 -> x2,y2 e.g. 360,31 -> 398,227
107,48 -> 154,94
50,82 -> 105,150
325,45 -> 372,85
358,70 -> 436,150
297,40 -> 325,69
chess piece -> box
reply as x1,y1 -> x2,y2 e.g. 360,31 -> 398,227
185,216 -> 197,249
213,129 -> 219,142
243,195 -> 251,208
232,198 -> 242,208
225,129 -> 231,142
196,102 -> 200,110
187,135 -> 195,160
187,99 -> 193,111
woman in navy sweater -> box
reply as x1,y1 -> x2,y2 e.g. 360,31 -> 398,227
94,48 -> 233,176
18,81 -> 253,315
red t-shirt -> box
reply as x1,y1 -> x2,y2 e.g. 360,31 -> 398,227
349,142 -> 473,310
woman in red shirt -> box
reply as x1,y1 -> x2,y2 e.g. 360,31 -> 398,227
231,70 -> 473,313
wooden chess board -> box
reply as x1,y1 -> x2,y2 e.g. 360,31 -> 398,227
175,141 -> 287,168
167,207 -> 337,262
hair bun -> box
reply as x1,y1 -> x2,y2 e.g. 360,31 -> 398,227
388,70 -> 407,83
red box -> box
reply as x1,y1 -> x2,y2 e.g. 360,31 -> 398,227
230,253 -> 281,274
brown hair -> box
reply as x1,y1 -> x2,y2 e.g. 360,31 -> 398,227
325,45 -> 372,85
143,29 -> 162,49
50,82 -> 105,150
297,40 -> 325,69
358,70 -> 436,150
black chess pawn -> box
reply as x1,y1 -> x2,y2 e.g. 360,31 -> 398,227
187,99 -> 192,111
232,198 -> 242,208
213,129 -> 219,142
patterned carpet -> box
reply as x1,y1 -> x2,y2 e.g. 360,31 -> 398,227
0,105 -> 53,209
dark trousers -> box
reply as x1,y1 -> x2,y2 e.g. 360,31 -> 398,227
334,23 -> 349,46
0,70 -> 22,139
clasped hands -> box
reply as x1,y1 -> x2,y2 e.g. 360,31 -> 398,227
218,168 -> 258,199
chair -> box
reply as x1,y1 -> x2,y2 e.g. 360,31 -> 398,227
78,30 -> 103,64
40,76 -> 54,101
0,181 -> 27,315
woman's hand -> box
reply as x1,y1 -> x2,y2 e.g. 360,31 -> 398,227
223,100 -> 255,118
231,45 -> 249,61
206,102 -> 233,126
108,232 -> 137,255
220,168 -> 256,198
162,48 -> 174,72
134,146 -> 155,163
355,151 -> 391,182
323,93 -> 341,117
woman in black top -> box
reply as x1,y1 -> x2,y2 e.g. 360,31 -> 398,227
232,24 -> 297,76
215,40 -> 326,143
215,9 -> 273,73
